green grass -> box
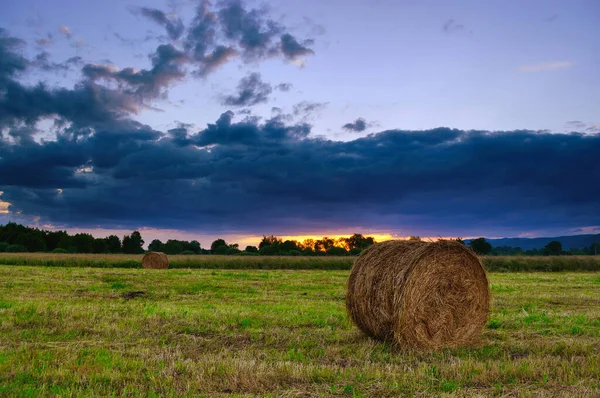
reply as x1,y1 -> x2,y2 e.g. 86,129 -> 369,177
1,252 -> 599,271
1,267 -> 599,396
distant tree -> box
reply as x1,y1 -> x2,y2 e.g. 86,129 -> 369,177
259,235 -> 282,249
0,242 -> 8,252
469,238 -> 492,255
226,247 -> 241,255
164,239 -> 184,255
17,232 -> 46,252
301,239 -> 316,251
327,246 -> 347,256
214,245 -> 229,255
148,239 -> 163,252
544,241 -> 562,256
343,234 -> 375,250
408,236 -> 421,241
72,233 -> 95,253
245,245 -> 258,253
228,243 -> 239,250
45,230 -> 67,252
105,235 -> 121,253
211,239 -> 227,253
349,247 -> 362,256
491,246 -> 524,256
92,238 -> 107,253
58,234 -> 72,251
6,244 -> 27,253
259,245 -> 279,256
183,240 -> 201,254
302,247 -> 315,256
122,231 -> 144,254
589,242 -> 600,256
280,240 -> 299,252
314,237 -> 334,253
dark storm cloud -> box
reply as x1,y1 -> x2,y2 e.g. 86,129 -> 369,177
2,111 -> 600,235
342,117 -> 370,132
222,73 -> 272,107
137,7 -> 185,40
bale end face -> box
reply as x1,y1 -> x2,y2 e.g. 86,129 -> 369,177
142,252 -> 169,269
346,240 -> 490,350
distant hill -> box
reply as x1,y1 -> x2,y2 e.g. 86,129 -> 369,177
466,234 -> 600,251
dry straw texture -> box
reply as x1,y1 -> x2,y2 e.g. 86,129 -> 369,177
142,252 -> 169,269
346,240 -> 490,350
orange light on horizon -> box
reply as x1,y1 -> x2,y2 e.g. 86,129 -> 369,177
235,233 -> 464,248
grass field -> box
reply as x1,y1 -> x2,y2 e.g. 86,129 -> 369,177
0,252 -> 599,272
1,266 -> 599,396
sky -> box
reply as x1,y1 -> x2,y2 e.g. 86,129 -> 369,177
0,0 -> 599,247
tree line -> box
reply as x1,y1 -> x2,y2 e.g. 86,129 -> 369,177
1,223 -> 597,256
0,222 -> 377,256
0,223 -> 146,254
468,237 -> 600,256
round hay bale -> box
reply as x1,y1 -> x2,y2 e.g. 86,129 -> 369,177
142,252 -> 169,269
346,240 -> 490,350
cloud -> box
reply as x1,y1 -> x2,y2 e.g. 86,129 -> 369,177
59,25 -> 72,40
82,44 -> 188,100
216,0 -> 282,60
0,30 -> 140,131
280,34 -> 314,60
31,52 -> 82,72
136,7 -> 185,41
292,101 -> 328,121
222,73 -> 272,107
302,17 -> 326,36
442,19 -> 466,33
275,82 -> 292,92
184,0 -> 314,71
0,29 -> 28,80
35,36 -> 53,47
587,125 -> 600,134
194,45 -> 237,77
565,121 -> 586,130
342,117 -> 375,132
518,61 -> 573,72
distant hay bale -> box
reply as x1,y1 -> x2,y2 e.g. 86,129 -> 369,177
142,252 -> 169,269
346,240 -> 490,350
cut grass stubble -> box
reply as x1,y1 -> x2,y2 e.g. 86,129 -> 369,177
0,266 -> 599,396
